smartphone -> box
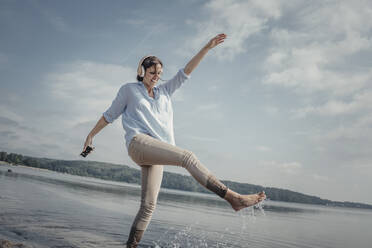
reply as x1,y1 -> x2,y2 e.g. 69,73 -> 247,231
80,146 -> 94,157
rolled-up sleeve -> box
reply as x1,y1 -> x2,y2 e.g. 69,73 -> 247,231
103,85 -> 128,123
161,68 -> 190,96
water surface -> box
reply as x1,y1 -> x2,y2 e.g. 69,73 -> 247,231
1,164 -> 371,247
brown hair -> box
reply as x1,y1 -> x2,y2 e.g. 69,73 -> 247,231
137,56 -> 163,81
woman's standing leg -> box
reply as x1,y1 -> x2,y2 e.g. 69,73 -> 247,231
126,164 -> 163,247
126,133 -> 266,246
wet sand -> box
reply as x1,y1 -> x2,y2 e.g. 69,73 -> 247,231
0,239 -> 26,248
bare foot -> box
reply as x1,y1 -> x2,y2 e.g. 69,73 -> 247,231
226,191 -> 266,212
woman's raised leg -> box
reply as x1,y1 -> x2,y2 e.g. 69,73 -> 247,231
129,133 -> 227,197
129,133 -> 266,209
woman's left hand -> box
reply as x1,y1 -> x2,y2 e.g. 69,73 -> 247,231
184,33 -> 227,75
205,33 -> 227,49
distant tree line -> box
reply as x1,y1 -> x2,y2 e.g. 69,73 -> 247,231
1,151 -> 371,209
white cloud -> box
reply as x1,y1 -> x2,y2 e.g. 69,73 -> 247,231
261,160 -> 302,175
312,174 -> 329,182
315,114 -> 372,143
172,90 -> 185,102
183,0 -> 287,60
44,61 -> 136,124
263,0 -> 372,97
0,116 -> 64,158
256,145 -> 271,152
263,105 -> 279,116
265,51 -> 288,67
305,112 -> 372,171
207,85 -> 219,91
259,1 -> 372,176
182,103 -> 224,121
195,103 -> 219,112
0,106 -> 23,123
186,135 -> 220,143
293,88 -> 372,118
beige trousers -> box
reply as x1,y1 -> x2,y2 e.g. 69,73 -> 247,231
126,133 -> 228,247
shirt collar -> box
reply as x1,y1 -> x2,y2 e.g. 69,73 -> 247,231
139,81 -> 159,100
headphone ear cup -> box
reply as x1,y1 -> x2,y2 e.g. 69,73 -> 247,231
137,55 -> 153,79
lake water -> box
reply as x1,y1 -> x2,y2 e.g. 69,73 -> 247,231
1,163 -> 371,248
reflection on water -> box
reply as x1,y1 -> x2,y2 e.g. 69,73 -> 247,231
1,164 -> 372,248
0,168 -> 316,214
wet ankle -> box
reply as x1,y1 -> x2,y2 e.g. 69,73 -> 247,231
224,189 -> 239,202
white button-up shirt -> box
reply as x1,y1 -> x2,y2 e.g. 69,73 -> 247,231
103,69 -> 190,149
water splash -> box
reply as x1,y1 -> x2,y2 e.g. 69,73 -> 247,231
256,199 -> 266,216
239,198 -> 266,219
153,224 -> 209,248
153,200 -> 266,247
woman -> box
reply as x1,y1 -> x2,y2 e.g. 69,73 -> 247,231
82,33 -> 266,247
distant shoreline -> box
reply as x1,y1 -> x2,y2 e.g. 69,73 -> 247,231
1,151 -> 372,209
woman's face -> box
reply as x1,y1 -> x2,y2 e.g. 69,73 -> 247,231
142,64 -> 163,88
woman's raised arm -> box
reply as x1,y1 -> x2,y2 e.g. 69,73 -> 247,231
184,33 -> 227,75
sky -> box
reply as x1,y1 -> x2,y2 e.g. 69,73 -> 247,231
1,0 -> 372,204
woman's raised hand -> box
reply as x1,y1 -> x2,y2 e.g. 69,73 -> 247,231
184,33 -> 227,75
205,33 -> 227,49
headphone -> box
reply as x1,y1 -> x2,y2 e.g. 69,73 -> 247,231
137,55 -> 166,81
137,55 -> 153,78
